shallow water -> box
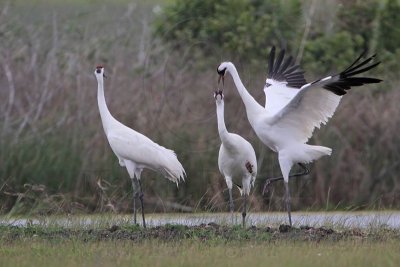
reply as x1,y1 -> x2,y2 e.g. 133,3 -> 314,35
1,212 -> 399,229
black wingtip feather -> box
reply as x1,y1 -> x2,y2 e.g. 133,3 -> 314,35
279,56 -> 293,75
324,85 -> 347,96
322,53 -> 382,96
268,46 -> 276,76
273,49 -> 285,76
283,64 -> 300,75
343,50 -> 367,72
267,46 -> 307,88
345,61 -> 381,77
343,55 -> 377,75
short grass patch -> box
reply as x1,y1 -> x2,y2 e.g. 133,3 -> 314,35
1,221 -> 399,266
0,238 -> 399,267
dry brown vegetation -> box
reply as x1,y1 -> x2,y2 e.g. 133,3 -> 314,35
0,1 -> 399,215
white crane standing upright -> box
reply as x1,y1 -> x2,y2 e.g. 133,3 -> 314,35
94,66 -> 186,228
217,48 -> 381,226
214,89 -> 257,227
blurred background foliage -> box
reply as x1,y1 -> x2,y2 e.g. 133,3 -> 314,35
155,0 -> 400,76
0,0 -> 399,215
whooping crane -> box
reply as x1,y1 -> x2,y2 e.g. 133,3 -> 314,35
217,48 -> 381,226
94,66 -> 185,228
214,89 -> 257,227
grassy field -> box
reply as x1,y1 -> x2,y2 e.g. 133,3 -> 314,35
1,215 -> 400,267
1,234 -> 399,266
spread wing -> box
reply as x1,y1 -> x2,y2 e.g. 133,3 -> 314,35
268,51 -> 382,143
264,46 -> 307,116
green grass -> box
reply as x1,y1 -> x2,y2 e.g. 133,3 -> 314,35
0,239 -> 399,267
0,216 -> 399,266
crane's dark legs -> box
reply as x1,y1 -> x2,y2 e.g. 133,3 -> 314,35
242,194 -> 247,228
130,178 -> 138,225
130,177 -> 145,228
228,188 -> 234,214
262,163 -> 310,195
138,179 -> 146,228
127,165 -> 144,227
262,163 -> 307,227
284,181 -> 292,226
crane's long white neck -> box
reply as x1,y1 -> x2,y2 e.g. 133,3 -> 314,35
224,63 -> 265,122
96,77 -> 119,133
216,100 -> 230,144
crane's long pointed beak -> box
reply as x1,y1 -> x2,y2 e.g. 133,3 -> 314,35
218,75 -> 224,86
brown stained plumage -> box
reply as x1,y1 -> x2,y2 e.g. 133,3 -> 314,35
245,161 -> 253,174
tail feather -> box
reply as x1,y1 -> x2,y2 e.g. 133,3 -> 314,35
160,148 -> 186,185
283,144 -> 332,164
301,144 -> 332,163
279,144 -> 331,182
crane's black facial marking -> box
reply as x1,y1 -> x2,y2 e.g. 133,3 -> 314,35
96,65 -> 103,73
217,67 -> 226,86
245,161 -> 253,174
217,67 -> 226,76
214,89 -> 224,100
95,65 -> 106,78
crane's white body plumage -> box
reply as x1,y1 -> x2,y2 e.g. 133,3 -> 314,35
216,98 -> 257,195
218,134 -> 256,196
218,49 -> 381,225
215,91 -> 257,226
263,78 -> 299,116
106,129 -> 185,184
95,68 -> 185,184
219,62 -> 338,180
94,66 -> 185,227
